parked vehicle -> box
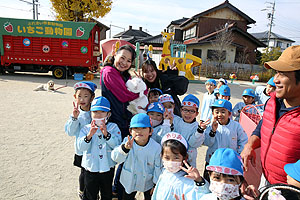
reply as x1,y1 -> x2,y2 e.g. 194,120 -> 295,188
0,17 -> 101,79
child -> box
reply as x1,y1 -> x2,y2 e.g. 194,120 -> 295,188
255,77 -> 276,105
217,78 -> 228,89
200,79 -> 217,121
148,88 -> 163,104
158,94 -> 181,122
201,148 -> 250,200
284,160 -> 300,188
64,81 -> 97,198
146,102 -> 172,144
111,113 -> 162,200
218,85 -> 231,101
232,88 -> 256,122
203,99 -> 248,181
152,132 -> 210,200
77,96 -> 122,200
173,94 -> 210,167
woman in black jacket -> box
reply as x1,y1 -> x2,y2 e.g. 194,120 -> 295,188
141,59 -> 189,116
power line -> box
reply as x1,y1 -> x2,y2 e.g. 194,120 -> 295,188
19,0 -> 39,20
0,5 -> 31,12
276,1 -> 300,3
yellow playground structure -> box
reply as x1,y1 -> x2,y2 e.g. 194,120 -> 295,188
158,32 -> 202,80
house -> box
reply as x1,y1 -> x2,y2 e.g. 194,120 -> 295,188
251,31 -> 295,51
113,25 -> 152,44
167,17 -> 189,42
176,0 -> 266,64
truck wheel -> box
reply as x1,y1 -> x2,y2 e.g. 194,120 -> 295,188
52,66 -> 66,79
0,66 -> 5,74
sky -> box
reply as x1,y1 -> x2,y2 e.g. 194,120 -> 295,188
0,0 -> 300,44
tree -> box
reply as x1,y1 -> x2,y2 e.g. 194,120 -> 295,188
255,49 -> 262,65
50,0 -> 112,21
210,23 -> 233,74
261,47 -> 282,65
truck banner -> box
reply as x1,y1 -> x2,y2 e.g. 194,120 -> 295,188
0,17 -> 97,54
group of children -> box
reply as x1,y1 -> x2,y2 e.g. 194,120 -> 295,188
65,77 -> 300,200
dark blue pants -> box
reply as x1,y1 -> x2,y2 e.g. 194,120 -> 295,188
83,168 -> 114,200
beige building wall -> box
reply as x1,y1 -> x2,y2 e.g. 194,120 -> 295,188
186,44 -> 236,63
204,7 -> 246,22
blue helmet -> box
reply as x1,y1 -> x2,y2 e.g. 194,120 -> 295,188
267,77 -> 276,87
242,88 -> 255,97
147,102 -> 165,114
206,148 -> 243,176
210,99 -> 232,112
219,85 -> 231,96
91,96 -> 110,112
130,113 -> 152,128
182,94 -> 200,108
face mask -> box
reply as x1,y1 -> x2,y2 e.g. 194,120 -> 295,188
209,180 -> 240,200
167,108 -> 174,115
163,160 -> 182,173
151,119 -> 162,127
93,117 -> 107,127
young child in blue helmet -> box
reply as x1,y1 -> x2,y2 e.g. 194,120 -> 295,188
147,102 -> 172,144
64,81 -> 97,198
111,113 -> 162,200
232,88 -> 256,122
200,148 -> 250,200
200,79 -> 217,121
173,94 -> 211,167
152,132 -> 210,200
174,148 -> 256,200
77,96 -> 122,200
203,99 -> 248,182
219,85 -> 231,101
255,77 -> 276,105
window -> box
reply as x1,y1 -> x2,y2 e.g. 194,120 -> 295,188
207,49 -> 226,61
276,41 -> 282,48
168,26 -> 174,33
94,31 -> 99,44
184,26 -> 196,40
192,49 -> 202,58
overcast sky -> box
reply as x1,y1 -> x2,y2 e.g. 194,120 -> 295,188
0,0 -> 299,44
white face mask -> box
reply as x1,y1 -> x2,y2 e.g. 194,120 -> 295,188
167,108 -> 174,115
163,160 -> 182,173
151,119 -> 162,127
209,180 -> 240,200
93,117 -> 107,127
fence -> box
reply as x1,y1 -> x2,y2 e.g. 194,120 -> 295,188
142,54 -> 274,82
192,61 -> 274,82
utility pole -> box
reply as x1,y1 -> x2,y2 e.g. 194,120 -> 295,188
35,0 -> 40,20
19,0 -> 38,20
267,1 -> 275,47
262,1 -> 275,47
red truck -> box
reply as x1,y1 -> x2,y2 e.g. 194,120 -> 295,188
0,17 -> 102,79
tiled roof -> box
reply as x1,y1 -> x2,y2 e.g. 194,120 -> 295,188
251,31 -> 295,42
113,29 -> 152,38
168,17 -> 189,27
